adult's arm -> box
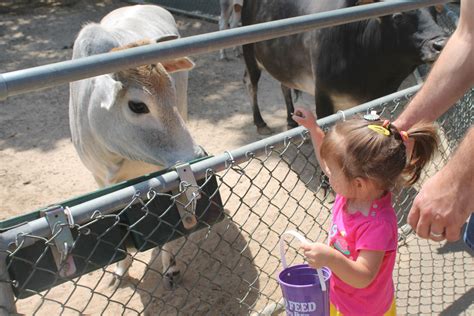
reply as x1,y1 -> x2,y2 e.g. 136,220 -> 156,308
394,0 -> 474,130
397,1 -> 474,241
408,126 -> 474,241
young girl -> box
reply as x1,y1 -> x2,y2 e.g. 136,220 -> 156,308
292,107 -> 438,316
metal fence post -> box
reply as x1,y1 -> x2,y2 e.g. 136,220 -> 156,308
0,253 -> 16,315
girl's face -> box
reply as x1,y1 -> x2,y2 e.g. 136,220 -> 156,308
323,159 -> 356,198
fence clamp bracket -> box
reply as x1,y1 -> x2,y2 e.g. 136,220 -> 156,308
174,163 -> 200,230
40,206 -> 77,277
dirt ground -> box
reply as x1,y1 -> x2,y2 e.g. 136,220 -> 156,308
1,1 -> 473,315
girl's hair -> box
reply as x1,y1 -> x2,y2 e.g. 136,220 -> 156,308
320,116 -> 439,189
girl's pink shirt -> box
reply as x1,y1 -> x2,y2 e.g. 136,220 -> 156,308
328,193 -> 398,316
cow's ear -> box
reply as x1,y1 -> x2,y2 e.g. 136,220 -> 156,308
111,39 -> 153,52
156,34 -> 179,43
99,74 -> 123,110
161,57 -> 195,73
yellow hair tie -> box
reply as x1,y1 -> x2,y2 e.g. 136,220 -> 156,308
400,131 -> 409,142
368,125 -> 390,136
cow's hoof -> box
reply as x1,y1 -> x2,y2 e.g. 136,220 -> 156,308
163,268 -> 181,290
219,51 -> 229,61
108,274 -> 122,288
257,125 -> 273,135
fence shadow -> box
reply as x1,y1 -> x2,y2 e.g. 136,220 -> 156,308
437,224 -> 474,256
134,216 -> 260,315
440,288 -> 474,316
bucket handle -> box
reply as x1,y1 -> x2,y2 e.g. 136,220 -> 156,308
280,230 -> 327,292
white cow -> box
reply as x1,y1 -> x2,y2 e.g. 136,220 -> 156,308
69,5 -> 204,288
218,0 -> 243,60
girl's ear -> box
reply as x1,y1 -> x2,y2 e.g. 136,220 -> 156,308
353,177 -> 376,197
351,177 -> 366,198
354,177 -> 365,189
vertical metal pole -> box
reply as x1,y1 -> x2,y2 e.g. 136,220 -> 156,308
0,253 -> 16,315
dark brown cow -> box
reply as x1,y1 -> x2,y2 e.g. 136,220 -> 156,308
242,0 -> 449,134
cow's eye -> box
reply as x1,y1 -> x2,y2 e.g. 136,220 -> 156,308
128,101 -> 150,114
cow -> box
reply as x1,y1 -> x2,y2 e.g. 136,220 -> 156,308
219,0 -> 244,60
69,5 -> 204,288
241,0 -> 449,134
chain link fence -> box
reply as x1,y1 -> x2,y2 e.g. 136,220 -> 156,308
0,87 -> 472,315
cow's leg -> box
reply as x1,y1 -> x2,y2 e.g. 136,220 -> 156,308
218,6 -> 231,60
161,239 -> 183,289
109,255 -> 133,287
315,89 -> 335,119
293,89 -> 302,103
230,5 -> 242,57
281,84 -> 297,129
315,89 -> 335,200
243,44 -> 271,134
109,236 -> 136,287
101,174 -> 134,288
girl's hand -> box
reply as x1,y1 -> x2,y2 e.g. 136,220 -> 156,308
301,242 -> 335,269
292,107 -> 319,130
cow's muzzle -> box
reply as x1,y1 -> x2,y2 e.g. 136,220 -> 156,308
421,36 -> 448,63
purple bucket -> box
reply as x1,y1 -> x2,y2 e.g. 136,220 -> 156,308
278,231 -> 331,316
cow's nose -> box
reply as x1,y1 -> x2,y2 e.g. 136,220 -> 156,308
431,37 -> 446,53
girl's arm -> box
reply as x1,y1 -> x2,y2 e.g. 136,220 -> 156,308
302,243 -> 384,289
292,107 -> 329,175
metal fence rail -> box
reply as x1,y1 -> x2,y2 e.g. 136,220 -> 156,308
1,87 -> 473,315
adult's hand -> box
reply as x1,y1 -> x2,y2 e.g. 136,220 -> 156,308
407,166 -> 473,242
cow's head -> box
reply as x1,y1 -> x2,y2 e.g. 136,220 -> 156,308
356,0 -> 449,64
88,36 -> 204,169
